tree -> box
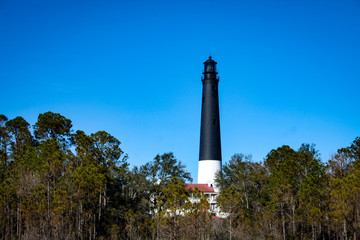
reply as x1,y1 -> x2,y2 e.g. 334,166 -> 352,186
141,152 -> 192,216
122,166 -> 153,239
138,153 -> 192,239
0,115 -> 9,176
0,114 -> 16,239
6,116 -> 33,160
71,130 -> 129,239
185,187 -> 211,240
264,145 -> 303,239
216,154 -> 267,239
297,154 -> 329,239
155,177 -> 189,239
143,152 -> 192,185
1,116 -> 35,239
34,111 -> 72,146
329,137 -> 360,239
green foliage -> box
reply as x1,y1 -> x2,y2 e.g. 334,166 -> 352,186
216,154 -> 267,239
0,115 -> 10,179
6,116 -> 32,145
34,111 -> 72,145
328,137 -> 360,238
143,152 -> 192,185
1,111 -> 359,239
0,112 -> 134,239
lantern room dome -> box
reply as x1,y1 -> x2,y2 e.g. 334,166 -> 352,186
203,56 -> 217,64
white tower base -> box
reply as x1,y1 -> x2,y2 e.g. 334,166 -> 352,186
198,160 -> 221,192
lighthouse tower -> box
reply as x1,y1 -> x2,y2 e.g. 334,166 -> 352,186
198,56 -> 222,189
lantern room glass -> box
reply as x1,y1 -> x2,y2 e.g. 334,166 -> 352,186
204,62 -> 216,73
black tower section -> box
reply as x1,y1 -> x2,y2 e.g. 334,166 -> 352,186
199,56 -> 222,161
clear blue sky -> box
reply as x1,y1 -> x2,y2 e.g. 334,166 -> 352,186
1,0 -> 360,181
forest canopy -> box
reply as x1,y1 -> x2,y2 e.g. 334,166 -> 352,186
0,112 -> 359,239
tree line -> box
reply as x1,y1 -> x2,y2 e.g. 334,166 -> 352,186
0,111 -> 359,239
216,140 -> 360,239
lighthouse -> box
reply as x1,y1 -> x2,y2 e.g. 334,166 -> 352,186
198,56 -> 222,189
186,56 -> 222,216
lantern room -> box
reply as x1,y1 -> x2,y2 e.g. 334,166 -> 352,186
203,56 -> 217,73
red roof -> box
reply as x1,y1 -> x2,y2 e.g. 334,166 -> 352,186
186,184 -> 215,193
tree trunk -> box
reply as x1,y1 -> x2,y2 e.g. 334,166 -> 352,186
281,207 -> 286,240
47,180 -> 51,240
243,180 -> 249,209
292,201 -> 295,236
79,201 -> 83,240
93,213 -> 96,239
99,193 -> 101,221
312,224 -> 315,240
229,217 -> 232,240
17,202 -> 21,239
